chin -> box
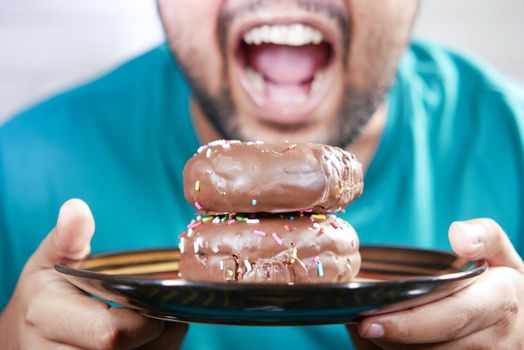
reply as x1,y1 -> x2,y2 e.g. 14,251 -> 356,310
236,113 -> 335,145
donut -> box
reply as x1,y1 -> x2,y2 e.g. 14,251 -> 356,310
183,140 -> 363,214
178,213 -> 361,283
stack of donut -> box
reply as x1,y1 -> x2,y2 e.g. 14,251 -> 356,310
178,140 -> 364,284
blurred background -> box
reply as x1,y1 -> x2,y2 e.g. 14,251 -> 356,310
0,0 -> 523,123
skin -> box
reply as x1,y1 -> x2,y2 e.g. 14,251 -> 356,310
0,200 -> 188,349
1,1 -> 523,349
349,220 -> 524,349
159,0 -> 416,150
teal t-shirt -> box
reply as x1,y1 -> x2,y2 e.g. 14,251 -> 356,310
1,41 -> 523,349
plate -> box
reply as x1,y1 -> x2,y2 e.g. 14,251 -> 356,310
55,246 -> 487,326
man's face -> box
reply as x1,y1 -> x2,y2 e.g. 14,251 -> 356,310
158,0 -> 418,147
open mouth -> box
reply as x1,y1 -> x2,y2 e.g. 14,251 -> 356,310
234,22 -> 336,125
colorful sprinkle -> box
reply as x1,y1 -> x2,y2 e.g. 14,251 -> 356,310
227,219 -> 236,225
187,229 -> 194,237
219,261 -> 224,270
195,180 -> 200,191
289,216 -> 295,221
318,228 -> 325,235
178,238 -> 185,253
284,224 -> 292,232
208,139 -> 226,147
304,209 -> 313,213
193,240 -> 200,253
195,201 -> 203,210
339,187 -> 345,194
206,148 -> 212,158
221,215 -> 228,222
309,217 -> 315,223
202,216 -> 213,223
312,223 -> 320,229
330,221 -> 339,229
311,214 -> 327,221
246,219 -> 260,224
197,145 -> 208,153
178,232 -> 187,239
226,268 -> 234,278
317,261 -> 324,277
212,216 -> 221,224
313,256 -> 320,263
254,230 -> 267,237
290,247 -> 298,264
244,259 -> 252,272
187,221 -> 202,229
251,199 -> 257,206
272,232 -> 283,245
206,169 -> 213,175
236,216 -> 247,222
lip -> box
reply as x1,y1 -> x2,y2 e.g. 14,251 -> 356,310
226,13 -> 343,125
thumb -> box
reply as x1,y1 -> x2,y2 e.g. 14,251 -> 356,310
449,218 -> 524,273
26,199 -> 95,272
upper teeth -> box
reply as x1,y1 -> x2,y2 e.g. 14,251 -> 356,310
243,24 -> 324,46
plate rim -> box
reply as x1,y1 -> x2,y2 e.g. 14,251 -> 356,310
54,245 -> 488,290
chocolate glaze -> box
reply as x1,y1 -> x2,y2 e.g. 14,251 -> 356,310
183,140 -> 363,214
178,214 -> 361,284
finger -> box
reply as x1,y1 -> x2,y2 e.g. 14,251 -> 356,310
346,324 -> 381,349
136,322 -> 189,350
28,289 -> 165,349
449,219 -> 524,272
372,324 -> 516,350
51,346 -> 83,350
19,330 -> 82,350
26,199 -> 95,272
357,268 -> 517,344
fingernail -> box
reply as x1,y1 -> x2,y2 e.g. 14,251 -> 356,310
364,323 -> 384,338
459,222 -> 484,246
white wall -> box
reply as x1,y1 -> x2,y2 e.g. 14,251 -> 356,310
414,0 -> 524,83
0,0 -> 164,122
1,0 -> 523,123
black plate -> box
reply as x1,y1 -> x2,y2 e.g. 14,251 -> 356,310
55,246 -> 487,326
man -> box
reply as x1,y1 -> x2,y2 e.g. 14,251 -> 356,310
1,0 -> 523,348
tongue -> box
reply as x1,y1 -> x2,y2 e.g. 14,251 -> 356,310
246,43 -> 329,84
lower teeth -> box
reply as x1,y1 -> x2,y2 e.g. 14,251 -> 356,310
245,67 -> 265,92
311,69 -> 325,93
293,94 -> 307,105
244,66 -> 326,104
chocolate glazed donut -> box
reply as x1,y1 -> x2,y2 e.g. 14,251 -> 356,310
183,140 -> 363,214
178,214 -> 360,284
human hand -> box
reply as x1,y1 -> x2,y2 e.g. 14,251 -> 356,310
348,218 -> 524,349
0,199 -> 188,350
